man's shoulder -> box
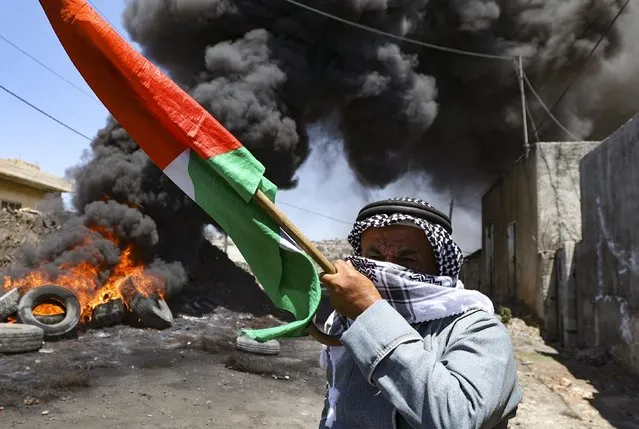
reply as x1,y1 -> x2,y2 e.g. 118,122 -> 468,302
427,309 -> 509,339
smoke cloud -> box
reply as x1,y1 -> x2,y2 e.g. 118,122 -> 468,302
6,0 -> 638,316
122,0 -> 637,192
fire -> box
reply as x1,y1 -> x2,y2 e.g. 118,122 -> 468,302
1,225 -> 165,323
33,303 -> 65,316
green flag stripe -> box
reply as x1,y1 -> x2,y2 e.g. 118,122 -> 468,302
162,148 -> 321,341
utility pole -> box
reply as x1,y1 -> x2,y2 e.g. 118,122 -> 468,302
449,199 -> 454,223
517,55 -> 530,156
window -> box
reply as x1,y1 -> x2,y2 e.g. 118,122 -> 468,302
1,200 -> 22,210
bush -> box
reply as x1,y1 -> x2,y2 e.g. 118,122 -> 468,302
498,306 -> 512,325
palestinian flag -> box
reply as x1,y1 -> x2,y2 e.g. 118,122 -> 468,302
39,0 -> 321,341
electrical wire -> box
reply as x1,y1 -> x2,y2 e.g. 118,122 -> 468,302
283,0 -> 515,61
522,71 -> 579,140
0,34 -> 100,103
278,200 -> 353,225
0,83 -> 92,141
532,0 -> 631,134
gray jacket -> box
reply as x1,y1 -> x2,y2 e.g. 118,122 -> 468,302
319,300 -> 521,429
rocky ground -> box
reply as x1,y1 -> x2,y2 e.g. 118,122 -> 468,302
0,309 -> 325,429
1,308 -> 638,428
506,312 -> 639,428
2,207 -> 639,428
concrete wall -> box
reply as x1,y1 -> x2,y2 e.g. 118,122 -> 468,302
481,149 -> 539,308
578,116 -> 639,374
536,142 -> 600,333
481,142 -> 598,319
460,250 -> 482,291
0,177 -> 53,209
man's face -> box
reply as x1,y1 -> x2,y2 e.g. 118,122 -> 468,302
360,224 -> 437,274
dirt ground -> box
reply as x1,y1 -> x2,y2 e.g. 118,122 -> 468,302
0,309 -> 326,428
2,307 -> 639,429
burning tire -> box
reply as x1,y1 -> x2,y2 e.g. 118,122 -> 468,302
0,288 -> 20,321
91,299 -> 126,328
0,323 -> 44,354
129,293 -> 173,330
17,285 -> 81,339
235,335 -> 280,356
35,314 -> 66,325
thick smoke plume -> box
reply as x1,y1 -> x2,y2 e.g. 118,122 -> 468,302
7,119 -> 201,299
122,0 -> 638,191
6,0 -> 639,316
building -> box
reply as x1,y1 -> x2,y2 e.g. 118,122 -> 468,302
0,159 -> 72,209
460,249 -> 482,291
577,115 -> 639,373
479,141 -> 599,327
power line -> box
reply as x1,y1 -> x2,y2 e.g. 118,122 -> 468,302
522,71 -> 579,141
283,0 -> 515,61
532,0 -> 631,135
278,200 -> 353,225
0,83 -> 92,141
0,34 -> 100,103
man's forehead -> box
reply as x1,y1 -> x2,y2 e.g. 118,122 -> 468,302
361,224 -> 428,241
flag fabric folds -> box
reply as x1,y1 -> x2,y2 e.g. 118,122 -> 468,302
39,0 -> 321,341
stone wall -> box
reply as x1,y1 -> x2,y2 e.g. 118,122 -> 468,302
578,116 -> 639,374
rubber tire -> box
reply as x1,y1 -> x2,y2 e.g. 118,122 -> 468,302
0,323 -> 44,354
17,285 -> 81,339
91,299 -> 125,327
0,288 -> 20,321
130,294 -> 173,330
35,314 -> 66,325
235,335 -> 280,356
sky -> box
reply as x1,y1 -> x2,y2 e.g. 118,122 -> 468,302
0,1 -> 482,252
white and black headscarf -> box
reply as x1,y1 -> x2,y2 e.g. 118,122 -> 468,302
347,197 -> 464,279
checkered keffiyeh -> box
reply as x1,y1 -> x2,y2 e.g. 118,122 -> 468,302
345,256 -> 493,324
324,196 -> 493,338
347,197 -> 464,279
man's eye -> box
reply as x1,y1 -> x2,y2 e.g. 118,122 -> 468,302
364,252 -> 384,261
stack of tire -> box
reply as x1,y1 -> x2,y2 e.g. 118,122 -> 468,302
0,285 -> 82,354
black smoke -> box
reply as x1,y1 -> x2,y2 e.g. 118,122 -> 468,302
122,0 -> 638,191
5,0 -> 638,318
4,117 -> 282,317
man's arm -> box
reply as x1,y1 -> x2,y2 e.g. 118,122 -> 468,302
341,300 -> 520,429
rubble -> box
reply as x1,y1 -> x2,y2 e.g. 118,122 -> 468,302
0,208 -> 60,270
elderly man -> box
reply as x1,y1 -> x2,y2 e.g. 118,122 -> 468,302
318,197 -> 521,429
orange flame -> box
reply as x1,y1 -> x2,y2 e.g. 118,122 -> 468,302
1,226 -> 165,323
33,303 -> 65,316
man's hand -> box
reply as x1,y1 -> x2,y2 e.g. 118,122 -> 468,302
321,260 -> 382,320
